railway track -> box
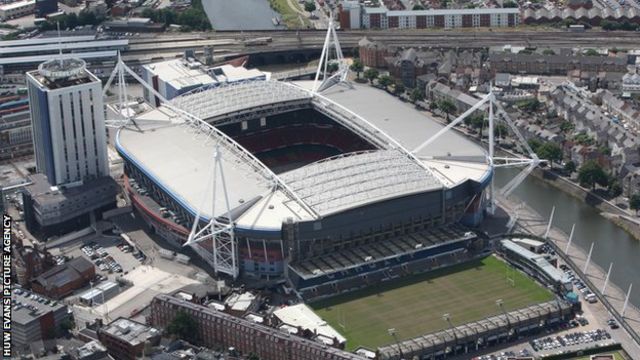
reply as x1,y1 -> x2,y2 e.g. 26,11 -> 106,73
121,30 -> 640,58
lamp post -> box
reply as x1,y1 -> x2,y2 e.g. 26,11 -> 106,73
388,328 -> 405,360
443,313 -> 457,353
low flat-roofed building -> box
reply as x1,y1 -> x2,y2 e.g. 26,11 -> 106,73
78,281 -> 120,305
141,59 -> 269,107
31,256 -> 95,299
511,237 -> 545,253
22,173 -> 118,238
12,288 -> 70,352
0,0 -> 35,20
69,340 -> 110,360
500,239 -> 571,292
98,318 -> 161,360
273,303 -> 347,346
223,291 -> 259,316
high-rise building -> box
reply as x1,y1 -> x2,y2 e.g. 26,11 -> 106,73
26,57 -> 108,186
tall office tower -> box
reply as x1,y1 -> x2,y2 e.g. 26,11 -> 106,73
26,57 -> 108,186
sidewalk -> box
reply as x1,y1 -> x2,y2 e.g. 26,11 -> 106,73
498,195 -> 640,359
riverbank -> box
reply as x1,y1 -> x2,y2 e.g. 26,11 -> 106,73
497,195 -> 640,358
526,168 -> 640,242
412,88 -> 640,242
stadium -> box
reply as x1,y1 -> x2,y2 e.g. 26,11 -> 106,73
114,76 -> 493,294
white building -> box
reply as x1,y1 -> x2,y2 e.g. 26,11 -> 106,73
26,58 -> 109,186
0,0 -> 35,20
355,6 -> 520,29
141,58 -> 270,107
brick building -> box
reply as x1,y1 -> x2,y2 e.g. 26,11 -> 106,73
150,294 -> 365,360
12,245 -> 54,287
357,37 -> 389,68
31,257 -> 95,299
97,318 -> 161,360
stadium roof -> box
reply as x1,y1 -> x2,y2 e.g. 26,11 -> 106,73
169,80 -> 312,121
117,80 -> 490,229
319,84 -> 486,160
281,150 -> 441,216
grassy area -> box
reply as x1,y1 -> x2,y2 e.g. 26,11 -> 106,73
268,0 -> 310,29
310,256 -> 553,350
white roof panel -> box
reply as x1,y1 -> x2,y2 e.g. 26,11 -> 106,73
0,35 -> 95,47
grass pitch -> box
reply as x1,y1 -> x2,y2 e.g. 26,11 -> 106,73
310,256 -> 553,350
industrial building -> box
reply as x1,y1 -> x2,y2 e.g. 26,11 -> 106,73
0,36 -> 124,77
78,281 -> 121,306
0,0 -> 35,21
0,107 -> 32,162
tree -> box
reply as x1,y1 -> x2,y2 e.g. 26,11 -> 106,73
494,123 -> 508,139
167,311 -> 198,340
437,99 -> 456,122
630,193 -> 640,214
574,133 -> 594,145
542,49 -> 556,55
609,179 -> 623,198
560,121 -> 575,133
304,1 -> 316,12
564,160 -> 576,174
528,138 -> 543,153
350,59 -> 364,79
326,61 -> 339,73
466,114 -> 488,138
536,142 -> 563,166
412,4 -> 425,9
410,88 -> 425,103
503,0 -> 518,7
394,82 -> 405,95
516,99 -> 541,113
578,160 -> 609,190
377,75 -> 393,90
363,68 -> 379,84
248,353 -> 260,360
584,48 -> 599,56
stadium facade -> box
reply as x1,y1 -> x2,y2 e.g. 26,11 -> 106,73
115,79 -> 493,288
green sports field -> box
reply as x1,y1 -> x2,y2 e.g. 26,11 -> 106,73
310,256 -> 554,350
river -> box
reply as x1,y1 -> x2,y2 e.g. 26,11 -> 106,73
495,168 -> 640,308
202,0 -> 285,31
